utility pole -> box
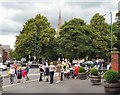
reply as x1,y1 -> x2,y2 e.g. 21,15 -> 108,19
34,26 -> 37,62
110,12 -> 113,53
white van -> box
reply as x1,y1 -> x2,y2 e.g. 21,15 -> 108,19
0,63 -> 7,71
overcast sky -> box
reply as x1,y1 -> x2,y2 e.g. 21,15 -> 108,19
0,0 -> 120,49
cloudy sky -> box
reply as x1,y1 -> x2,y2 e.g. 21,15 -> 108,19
0,0 -> 120,49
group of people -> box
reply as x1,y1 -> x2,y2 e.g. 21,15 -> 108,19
8,63 -> 29,84
38,60 -> 73,84
8,58 -> 111,85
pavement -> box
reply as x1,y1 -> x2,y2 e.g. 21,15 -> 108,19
1,68 -> 39,86
2,77 -> 105,93
0,68 -> 107,94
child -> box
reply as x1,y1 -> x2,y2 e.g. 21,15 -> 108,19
17,66 -> 22,83
22,68 -> 27,83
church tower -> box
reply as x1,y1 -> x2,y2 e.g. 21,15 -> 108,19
56,10 -> 62,37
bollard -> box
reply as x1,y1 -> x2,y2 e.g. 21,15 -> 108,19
0,76 -> 3,91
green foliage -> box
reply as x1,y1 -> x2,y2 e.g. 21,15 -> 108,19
57,18 -> 93,59
15,14 -> 56,60
9,49 -> 21,60
89,13 -> 112,58
114,11 -> 120,51
13,12 -> 119,61
90,64 -> 94,68
90,68 -> 98,76
104,70 -> 119,83
78,67 -> 86,73
63,65 -> 66,70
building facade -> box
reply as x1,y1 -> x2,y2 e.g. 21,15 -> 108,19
0,44 -> 10,63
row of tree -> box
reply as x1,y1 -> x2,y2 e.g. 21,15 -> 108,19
9,11 -> 120,61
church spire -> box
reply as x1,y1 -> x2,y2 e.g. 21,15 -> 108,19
56,10 -> 62,37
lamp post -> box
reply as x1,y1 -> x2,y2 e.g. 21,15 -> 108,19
110,12 -> 113,53
103,12 -> 113,53
102,12 -> 113,62
34,26 -> 37,62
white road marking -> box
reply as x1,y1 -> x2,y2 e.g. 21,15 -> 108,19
3,79 -> 38,88
28,74 -> 39,76
2,73 -> 39,78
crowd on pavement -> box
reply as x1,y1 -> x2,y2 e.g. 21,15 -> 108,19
7,58 -> 111,85
38,58 -> 111,84
8,63 -> 29,84
38,60 -> 73,84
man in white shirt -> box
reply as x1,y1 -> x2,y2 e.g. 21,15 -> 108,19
49,62 -> 56,84
10,65 -> 15,84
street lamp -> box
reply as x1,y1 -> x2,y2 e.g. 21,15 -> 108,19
103,12 -> 113,53
110,12 -> 113,53
34,26 -> 37,62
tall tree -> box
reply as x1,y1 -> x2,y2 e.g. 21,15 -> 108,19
89,13 -> 111,59
57,18 -> 93,59
15,14 -> 55,60
114,11 -> 120,51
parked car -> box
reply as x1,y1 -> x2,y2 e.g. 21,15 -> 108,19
0,63 -> 7,71
81,61 -> 94,66
28,61 -> 39,68
21,62 -> 27,66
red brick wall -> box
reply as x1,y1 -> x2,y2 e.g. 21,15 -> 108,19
3,50 -> 7,62
111,51 -> 120,72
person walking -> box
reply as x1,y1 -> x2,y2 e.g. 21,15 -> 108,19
9,65 -> 15,84
25,63 -> 29,81
16,66 -> 22,83
45,65 -> 49,82
61,64 -> 64,81
39,64 -> 45,82
55,62 -> 62,83
49,62 -> 56,84
66,63 -> 70,79
73,64 -> 79,79
22,67 -> 27,83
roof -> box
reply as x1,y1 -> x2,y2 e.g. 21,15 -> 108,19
2,45 -> 10,50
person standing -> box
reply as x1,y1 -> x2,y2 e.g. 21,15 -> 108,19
61,64 -> 64,81
55,62 -> 62,83
25,63 -> 29,81
49,62 -> 56,84
66,63 -> 70,79
73,64 -> 79,79
9,65 -> 15,84
39,64 -> 45,82
16,66 -> 22,83
45,65 -> 49,82
22,67 -> 27,83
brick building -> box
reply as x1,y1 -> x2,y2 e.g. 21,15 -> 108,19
0,44 -> 11,63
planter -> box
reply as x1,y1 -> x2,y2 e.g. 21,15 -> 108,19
0,77 -> 3,91
78,73 -> 87,80
90,75 -> 101,85
104,81 -> 120,95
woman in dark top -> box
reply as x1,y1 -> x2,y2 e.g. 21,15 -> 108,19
17,67 -> 22,83
39,64 -> 45,81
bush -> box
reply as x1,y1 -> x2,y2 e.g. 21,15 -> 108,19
90,68 -> 98,76
90,64 -> 94,68
63,65 -> 66,70
104,70 -> 119,83
78,67 -> 86,73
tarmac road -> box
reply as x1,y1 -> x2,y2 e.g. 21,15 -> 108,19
0,68 -> 106,94
2,77 -> 105,93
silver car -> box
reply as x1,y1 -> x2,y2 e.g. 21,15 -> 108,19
0,63 -> 7,71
